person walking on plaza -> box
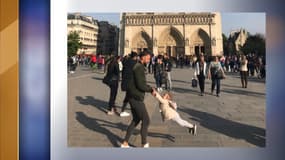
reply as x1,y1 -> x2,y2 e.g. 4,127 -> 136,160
121,50 -> 155,148
164,55 -> 173,90
208,56 -> 226,97
154,55 -> 164,92
106,56 -> 121,115
240,54 -> 248,88
194,54 -> 207,96
70,55 -> 77,74
68,56 -> 73,73
153,90 -> 197,135
120,51 -> 138,117
148,55 -> 155,74
91,55 -> 97,70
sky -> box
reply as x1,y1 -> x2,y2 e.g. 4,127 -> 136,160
84,12 -> 265,37
85,13 -> 121,26
221,12 -> 265,37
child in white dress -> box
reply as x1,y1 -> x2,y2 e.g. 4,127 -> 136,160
153,91 -> 197,135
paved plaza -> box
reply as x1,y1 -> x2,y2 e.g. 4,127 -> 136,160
68,65 -> 265,147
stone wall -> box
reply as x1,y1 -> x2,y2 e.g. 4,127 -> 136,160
120,12 -> 223,57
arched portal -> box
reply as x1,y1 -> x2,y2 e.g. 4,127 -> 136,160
131,31 -> 152,53
190,28 -> 211,57
158,26 -> 184,57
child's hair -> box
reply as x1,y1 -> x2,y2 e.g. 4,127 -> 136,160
163,91 -> 173,100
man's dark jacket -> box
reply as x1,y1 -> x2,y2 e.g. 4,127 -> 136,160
127,62 -> 152,101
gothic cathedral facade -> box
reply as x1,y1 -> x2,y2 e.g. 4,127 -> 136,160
120,12 -> 223,57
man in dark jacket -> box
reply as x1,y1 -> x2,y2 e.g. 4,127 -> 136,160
119,51 -> 138,117
121,50 -> 155,148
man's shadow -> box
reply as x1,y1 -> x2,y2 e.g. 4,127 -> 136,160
178,108 -> 265,147
75,112 -> 175,147
75,96 -> 109,114
75,112 -> 124,147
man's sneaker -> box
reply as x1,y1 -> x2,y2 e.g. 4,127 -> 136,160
107,110 -> 114,115
143,143 -> 149,148
120,111 -> 130,117
120,143 -> 130,148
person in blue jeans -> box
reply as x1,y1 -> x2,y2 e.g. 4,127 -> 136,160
208,56 -> 226,97
153,55 -> 164,92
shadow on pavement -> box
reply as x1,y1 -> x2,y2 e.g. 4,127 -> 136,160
76,96 -> 109,113
225,72 -> 265,83
75,112 -> 175,147
171,79 -> 190,84
92,77 -> 104,81
172,87 -> 199,95
76,112 -> 124,147
81,68 -> 92,71
222,88 -> 265,97
222,83 -> 245,89
247,77 -> 266,83
178,108 -> 265,147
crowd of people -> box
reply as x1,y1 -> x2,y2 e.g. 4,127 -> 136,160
222,53 -> 266,79
67,54 -> 107,74
70,50 -> 265,147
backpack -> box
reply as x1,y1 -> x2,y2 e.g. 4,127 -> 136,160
121,60 -> 137,91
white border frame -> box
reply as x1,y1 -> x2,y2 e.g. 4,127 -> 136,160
51,0 -> 266,160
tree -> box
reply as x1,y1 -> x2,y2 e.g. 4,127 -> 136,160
228,41 -> 236,56
223,33 -> 237,56
222,34 -> 229,56
68,31 -> 82,57
240,34 -> 265,56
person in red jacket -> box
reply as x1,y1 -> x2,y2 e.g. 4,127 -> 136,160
91,55 -> 97,69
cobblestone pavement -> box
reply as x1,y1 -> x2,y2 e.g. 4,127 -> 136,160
68,65 -> 265,147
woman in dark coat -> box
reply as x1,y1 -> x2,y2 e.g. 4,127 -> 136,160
106,56 -> 121,115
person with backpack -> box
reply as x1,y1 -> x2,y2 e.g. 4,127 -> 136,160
208,56 -> 226,97
120,51 -> 138,117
